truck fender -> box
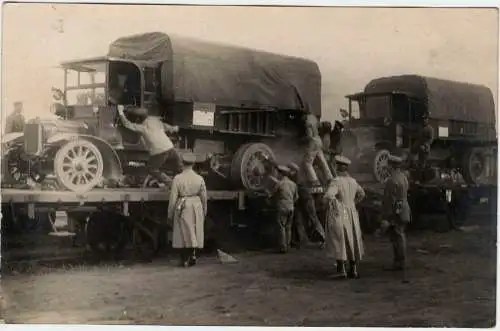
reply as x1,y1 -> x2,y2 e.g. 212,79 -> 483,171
47,133 -> 123,181
2,132 -> 24,145
374,140 -> 394,152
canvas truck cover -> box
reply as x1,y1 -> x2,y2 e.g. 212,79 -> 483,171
107,32 -> 322,116
364,75 -> 496,125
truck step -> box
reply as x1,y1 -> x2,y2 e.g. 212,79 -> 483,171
48,231 -> 76,237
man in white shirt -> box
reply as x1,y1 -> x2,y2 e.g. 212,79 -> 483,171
117,107 -> 182,184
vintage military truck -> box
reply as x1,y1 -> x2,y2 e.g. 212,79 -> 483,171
2,32 -> 320,193
342,75 -> 497,185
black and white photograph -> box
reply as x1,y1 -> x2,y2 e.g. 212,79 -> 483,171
0,3 -> 498,327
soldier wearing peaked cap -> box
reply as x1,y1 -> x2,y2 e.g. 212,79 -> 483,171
286,162 -> 311,248
323,155 -> 366,279
5,101 -> 25,134
168,152 -> 208,267
268,164 -> 299,253
334,155 -> 351,166
382,154 -> 411,282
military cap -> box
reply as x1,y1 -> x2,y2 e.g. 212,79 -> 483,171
131,107 -> 149,116
334,155 -> 351,165
276,165 -> 291,174
287,162 -> 300,173
181,152 -> 197,165
388,154 -> 404,164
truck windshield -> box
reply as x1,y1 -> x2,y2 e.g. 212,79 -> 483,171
358,95 -> 391,120
64,62 -> 106,106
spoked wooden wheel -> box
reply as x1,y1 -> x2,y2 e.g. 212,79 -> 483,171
373,149 -> 392,184
230,143 -> 276,191
54,139 -> 104,192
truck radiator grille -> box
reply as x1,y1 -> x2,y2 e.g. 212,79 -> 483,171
24,123 -> 43,155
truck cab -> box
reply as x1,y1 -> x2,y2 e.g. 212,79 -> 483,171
53,57 -> 163,153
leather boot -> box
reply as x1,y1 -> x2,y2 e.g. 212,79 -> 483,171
179,249 -> 189,268
336,260 -> 347,279
349,260 -> 360,279
188,248 -> 197,266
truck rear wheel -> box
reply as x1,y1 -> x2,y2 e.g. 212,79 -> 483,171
230,142 -> 276,191
462,147 -> 492,185
54,139 -> 104,193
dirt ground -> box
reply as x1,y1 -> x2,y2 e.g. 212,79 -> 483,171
1,213 -> 496,327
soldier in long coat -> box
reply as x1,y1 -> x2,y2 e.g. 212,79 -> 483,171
382,155 -> 411,276
323,155 -> 366,279
168,152 -> 208,267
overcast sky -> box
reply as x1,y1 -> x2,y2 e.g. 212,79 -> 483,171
2,4 -> 498,123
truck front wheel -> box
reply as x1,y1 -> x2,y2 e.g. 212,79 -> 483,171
54,139 -> 104,192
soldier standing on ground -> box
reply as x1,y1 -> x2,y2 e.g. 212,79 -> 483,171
286,162 -> 311,249
382,155 -> 411,282
5,101 -> 25,134
268,165 -> 299,253
323,155 -> 366,279
168,152 -> 208,267
445,156 -> 467,232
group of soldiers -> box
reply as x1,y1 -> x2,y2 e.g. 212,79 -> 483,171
4,101 -> 458,278
265,110 -> 426,281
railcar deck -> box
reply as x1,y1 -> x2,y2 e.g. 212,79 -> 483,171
1,188 -> 242,204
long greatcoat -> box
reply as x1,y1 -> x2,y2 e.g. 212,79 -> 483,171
323,173 -> 366,261
168,168 -> 208,249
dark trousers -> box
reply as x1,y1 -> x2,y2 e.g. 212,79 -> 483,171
277,209 -> 294,251
446,189 -> 468,230
388,220 -> 408,268
292,206 -> 310,246
298,189 -> 325,241
418,150 -> 429,169
148,149 -> 183,183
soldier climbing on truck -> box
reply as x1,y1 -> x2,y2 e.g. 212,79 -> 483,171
410,113 -> 434,182
301,109 -> 334,189
117,106 -> 182,185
